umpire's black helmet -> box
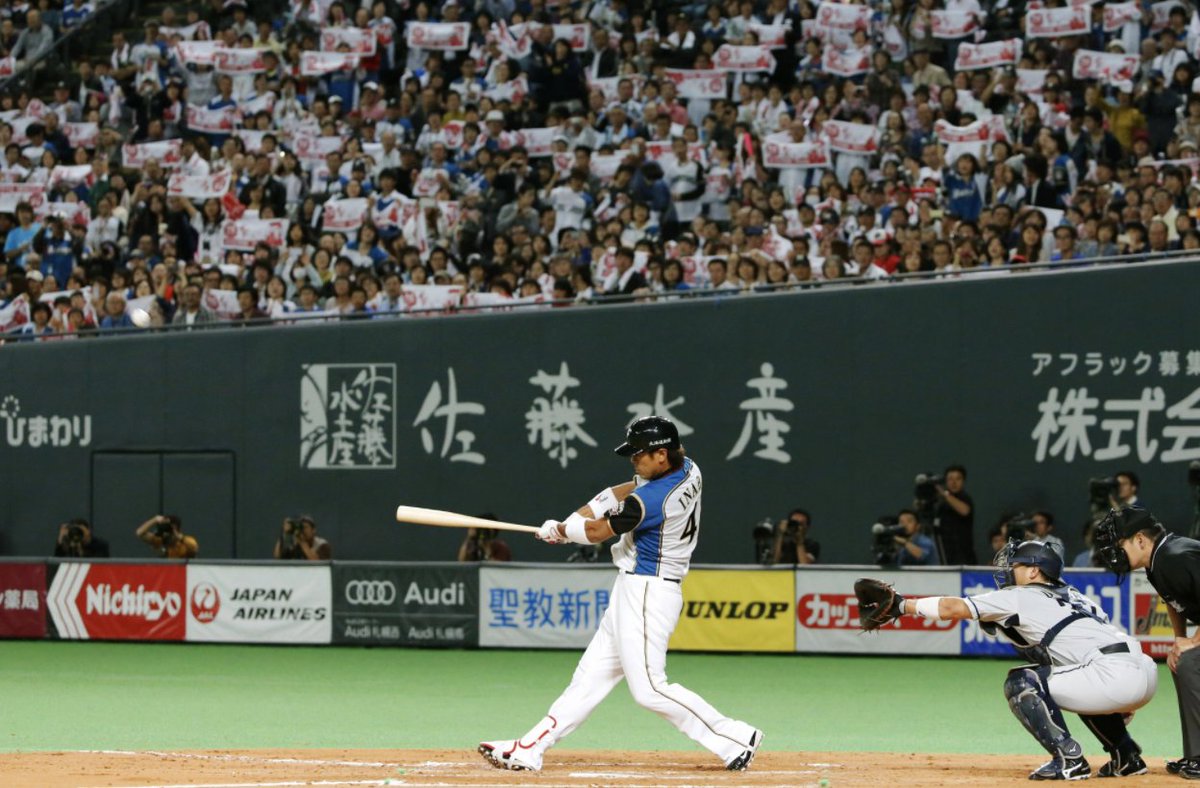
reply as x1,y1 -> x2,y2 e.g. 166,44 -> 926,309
614,416 -> 681,456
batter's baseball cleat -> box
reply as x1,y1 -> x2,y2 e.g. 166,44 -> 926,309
726,730 -> 763,771
477,739 -> 542,772
1095,749 -> 1147,777
1028,754 -> 1091,781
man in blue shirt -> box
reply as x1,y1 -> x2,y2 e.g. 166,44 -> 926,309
4,202 -> 41,269
895,509 -> 940,566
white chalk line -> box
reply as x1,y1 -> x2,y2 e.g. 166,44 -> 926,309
80,782 -> 392,788
84,750 -> 403,768
570,770 -> 819,779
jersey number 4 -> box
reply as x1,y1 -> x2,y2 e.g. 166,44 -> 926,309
680,511 -> 698,544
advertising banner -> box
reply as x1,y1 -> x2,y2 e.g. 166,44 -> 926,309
1130,570 -> 1183,658
795,569 -> 960,654
185,564 -> 331,644
670,569 -> 794,652
47,563 -> 185,641
480,565 -> 616,648
332,564 -> 477,646
0,562 -> 46,638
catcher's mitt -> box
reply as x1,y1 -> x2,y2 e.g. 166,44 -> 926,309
854,578 -> 906,632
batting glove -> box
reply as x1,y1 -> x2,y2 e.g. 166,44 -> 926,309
537,519 -> 565,544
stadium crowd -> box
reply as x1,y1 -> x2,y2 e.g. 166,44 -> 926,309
0,0 -> 1199,338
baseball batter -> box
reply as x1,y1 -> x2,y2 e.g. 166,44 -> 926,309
478,416 -> 763,772
856,540 -> 1156,780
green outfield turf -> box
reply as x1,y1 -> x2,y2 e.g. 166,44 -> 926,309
0,641 -> 1183,757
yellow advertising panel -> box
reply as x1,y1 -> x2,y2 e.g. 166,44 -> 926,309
669,570 -> 795,652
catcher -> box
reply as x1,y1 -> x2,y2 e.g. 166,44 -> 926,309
855,540 -> 1157,780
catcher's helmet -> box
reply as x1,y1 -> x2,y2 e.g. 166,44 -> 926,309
614,416 -> 681,456
993,539 -> 1065,588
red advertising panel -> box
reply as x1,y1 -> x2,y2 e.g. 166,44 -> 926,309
48,563 -> 186,641
0,563 -> 47,637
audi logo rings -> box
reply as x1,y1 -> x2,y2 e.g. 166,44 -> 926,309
344,580 -> 397,605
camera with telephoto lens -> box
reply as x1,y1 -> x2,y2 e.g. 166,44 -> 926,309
913,473 -> 943,512
153,516 -> 178,547
871,516 -> 905,565
61,519 -> 87,554
753,518 -> 775,563
1089,477 -> 1118,511
1007,512 -> 1036,541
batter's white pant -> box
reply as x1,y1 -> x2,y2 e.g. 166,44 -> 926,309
1049,651 -> 1158,715
530,572 -> 758,764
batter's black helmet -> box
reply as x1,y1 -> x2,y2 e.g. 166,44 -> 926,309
993,539 -> 1065,588
614,416 -> 681,456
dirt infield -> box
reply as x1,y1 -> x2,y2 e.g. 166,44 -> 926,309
0,748 -> 1187,787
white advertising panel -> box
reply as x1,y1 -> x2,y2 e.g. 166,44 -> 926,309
186,564 -> 331,644
795,569 -> 960,655
479,565 -> 616,648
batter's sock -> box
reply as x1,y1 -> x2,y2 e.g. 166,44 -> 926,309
519,715 -> 558,751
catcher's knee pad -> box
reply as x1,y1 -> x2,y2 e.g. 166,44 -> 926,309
1004,667 -> 1078,756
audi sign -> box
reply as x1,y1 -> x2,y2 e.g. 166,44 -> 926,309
332,566 -> 478,646
344,580 -> 397,606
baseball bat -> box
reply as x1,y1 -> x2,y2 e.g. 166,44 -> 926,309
394,505 -> 540,534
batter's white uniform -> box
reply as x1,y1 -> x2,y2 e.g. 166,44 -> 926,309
969,583 -> 1157,713
508,458 -> 759,768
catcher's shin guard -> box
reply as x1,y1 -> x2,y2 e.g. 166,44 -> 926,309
1004,667 -> 1083,758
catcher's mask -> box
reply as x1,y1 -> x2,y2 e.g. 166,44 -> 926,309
993,539 -> 1065,588
1093,506 -> 1161,580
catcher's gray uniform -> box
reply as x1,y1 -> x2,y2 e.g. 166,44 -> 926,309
969,583 -> 1156,714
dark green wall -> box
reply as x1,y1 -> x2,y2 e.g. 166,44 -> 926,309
3,261 -> 1198,564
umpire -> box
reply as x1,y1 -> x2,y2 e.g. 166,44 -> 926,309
1096,506 -> 1200,778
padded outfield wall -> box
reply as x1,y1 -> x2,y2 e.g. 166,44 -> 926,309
0,260 -> 1197,562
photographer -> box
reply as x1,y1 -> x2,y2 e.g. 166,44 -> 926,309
136,514 -> 199,558
1109,471 -> 1144,510
53,518 -> 110,558
1030,511 -> 1064,554
894,509 -> 939,567
769,508 -> 820,565
457,526 -> 512,562
934,464 -> 975,565
274,516 -> 332,560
